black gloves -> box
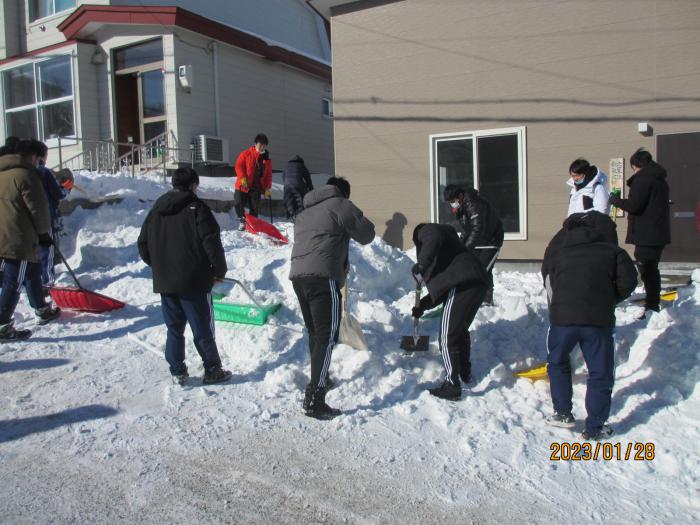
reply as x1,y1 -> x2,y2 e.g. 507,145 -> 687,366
411,263 -> 425,287
609,192 -> 622,207
38,233 -> 52,247
411,305 -> 424,318
411,263 -> 424,278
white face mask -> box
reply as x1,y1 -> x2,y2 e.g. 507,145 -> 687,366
450,201 -> 461,210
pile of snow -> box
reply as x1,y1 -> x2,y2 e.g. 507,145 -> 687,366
66,170 -> 332,203
0,170 -> 698,522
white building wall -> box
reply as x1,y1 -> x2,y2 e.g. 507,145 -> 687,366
172,29 -> 334,173
0,0 -> 24,59
112,0 -> 331,62
24,0 -> 110,52
215,35 -> 334,173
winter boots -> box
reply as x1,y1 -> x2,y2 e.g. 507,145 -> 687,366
238,219 -> 247,232
172,371 -> 189,386
203,366 -> 232,385
0,321 -> 31,342
303,385 -> 341,420
35,304 -> 61,325
546,412 -> 575,428
428,380 -> 462,401
582,424 -> 614,441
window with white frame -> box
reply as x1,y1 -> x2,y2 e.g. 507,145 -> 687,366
322,97 -> 333,118
430,127 -> 527,239
28,0 -> 76,23
2,55 -> 75,142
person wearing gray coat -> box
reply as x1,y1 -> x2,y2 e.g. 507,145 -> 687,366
290,177 -> 375,420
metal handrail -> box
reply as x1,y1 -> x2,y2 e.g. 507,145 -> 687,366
53,135 -> 193,176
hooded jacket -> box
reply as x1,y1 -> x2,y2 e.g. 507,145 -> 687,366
138,190 -> 226,295
609,161 -> 670,246
567,168 -> 610,216
289,185 -> 375,286
0,154 -> 51,262
414,223 -> 487,305
541,220 -> 637,327
455,189 -> 504,249
283,156 -> 314,217
234,146 -> 272,193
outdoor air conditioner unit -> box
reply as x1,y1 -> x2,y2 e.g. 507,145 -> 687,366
193,135 -> 229,164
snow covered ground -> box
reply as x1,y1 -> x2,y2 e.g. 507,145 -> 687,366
0,171 -> 698,523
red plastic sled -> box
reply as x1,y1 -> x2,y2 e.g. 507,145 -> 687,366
49,286 -> 126,313
245,213 -> 288,244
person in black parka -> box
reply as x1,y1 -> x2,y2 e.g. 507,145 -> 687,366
138,167 -> 231,385
609,148 -> 670,315
283,155 -> 313,219
542,215 -> 637,440
443,185 -> 504,305
411,223 -> 487,400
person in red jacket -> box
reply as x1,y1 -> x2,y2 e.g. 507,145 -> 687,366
233,133 -> 272,231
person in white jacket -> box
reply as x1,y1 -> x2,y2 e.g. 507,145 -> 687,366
567,158 -> 610,216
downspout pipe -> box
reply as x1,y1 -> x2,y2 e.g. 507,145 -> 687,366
212,41 -> 221,136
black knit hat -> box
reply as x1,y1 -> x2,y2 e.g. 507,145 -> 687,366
172,167 -> 199,189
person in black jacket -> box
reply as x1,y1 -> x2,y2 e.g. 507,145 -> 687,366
283,155 -> 313,219
541,215 -> 637,440
138,167 -> 231,385
609,148 -> 670,316
411,223 -> 487,400
443,185 -> 504,305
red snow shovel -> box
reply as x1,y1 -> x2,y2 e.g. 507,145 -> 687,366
400,282 -> 430,352
48,245 -> 126,313
245,213 -> 288,244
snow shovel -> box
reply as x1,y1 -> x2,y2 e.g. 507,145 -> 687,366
400,282 -> 430,352
244,213 -> 288,244
212,277 -> 281,326
512,362 -> 548,381
338,282 -> 368,351
49,245 -> 126,312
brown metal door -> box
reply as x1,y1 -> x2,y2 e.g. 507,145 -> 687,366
657,132 -> 700,262
114,73 -> 140,156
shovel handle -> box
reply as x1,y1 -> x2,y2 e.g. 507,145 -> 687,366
220,277 -> 264,309
53,244 -> 83,290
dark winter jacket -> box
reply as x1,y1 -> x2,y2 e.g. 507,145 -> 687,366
283,156 -> 313,217
0,154 -> 51,262
138,190 -> 226,295
414,223 -> 487,306
455,189 -> 504,249
609,161 -> 670,247
546,211 -> 619,256
541,220 -> 637,327
289,185 -> 375,286
37,164 -> 68,225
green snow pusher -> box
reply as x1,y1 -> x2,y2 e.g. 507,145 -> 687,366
212,278 -> 281,326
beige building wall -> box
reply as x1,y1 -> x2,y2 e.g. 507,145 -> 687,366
331,0 -> 700,258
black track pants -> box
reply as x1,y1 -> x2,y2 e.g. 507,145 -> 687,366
438,283 -> 486,385
293,277 -> 342,389
634,245 -> 663,310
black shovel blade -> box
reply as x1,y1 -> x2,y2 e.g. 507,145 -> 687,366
400,335 -> 430,352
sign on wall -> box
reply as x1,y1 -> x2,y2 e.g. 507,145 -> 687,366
609,157 -> 625,219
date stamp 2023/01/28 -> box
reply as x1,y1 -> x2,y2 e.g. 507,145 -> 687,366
550,442 -> 655,461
